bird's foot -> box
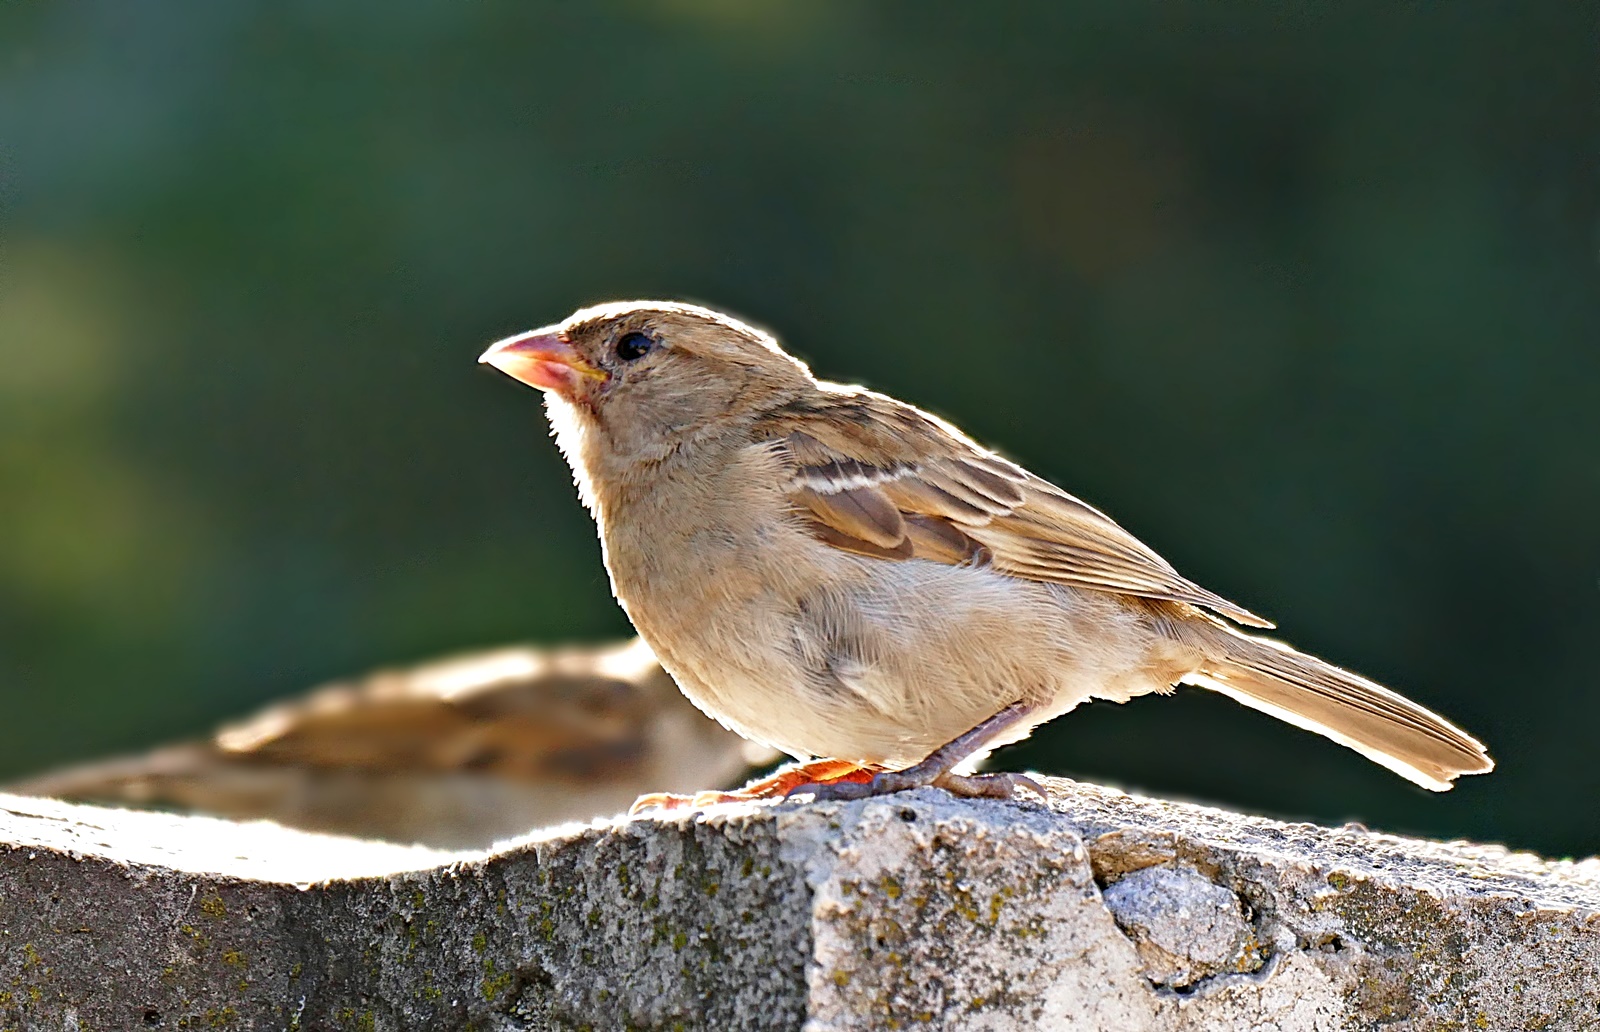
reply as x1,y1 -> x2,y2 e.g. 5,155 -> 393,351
792,700 -> 1046,803
935,770 -> 1048,801
629,758 -> 874,814
796,768 -> 1047,803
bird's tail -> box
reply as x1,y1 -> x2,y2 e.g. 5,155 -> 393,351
1184,626 -> 1493,791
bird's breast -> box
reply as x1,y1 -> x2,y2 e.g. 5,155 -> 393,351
583,446 -> 1171,765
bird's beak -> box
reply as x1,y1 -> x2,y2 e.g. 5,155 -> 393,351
479,329 -> 609,398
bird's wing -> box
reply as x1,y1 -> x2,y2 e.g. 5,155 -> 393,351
763,387 -> 1274,629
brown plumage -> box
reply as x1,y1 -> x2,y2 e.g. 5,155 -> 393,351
480,301 -> 1493,802
770,395 -> 1274,627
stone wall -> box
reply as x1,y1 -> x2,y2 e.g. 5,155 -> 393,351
1,778 -> 1595,1030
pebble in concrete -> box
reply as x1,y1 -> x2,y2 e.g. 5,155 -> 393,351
1101,863 -> 1264,988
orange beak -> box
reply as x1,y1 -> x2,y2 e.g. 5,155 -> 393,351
479,329 -> 609,399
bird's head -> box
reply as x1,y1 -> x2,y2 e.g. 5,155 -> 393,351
480,301 -> 814,461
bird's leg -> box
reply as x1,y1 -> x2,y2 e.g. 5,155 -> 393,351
796,701 -> 1046,802
629,758 -> 876,814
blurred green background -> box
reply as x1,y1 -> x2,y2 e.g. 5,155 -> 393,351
1,2 -> 1594,854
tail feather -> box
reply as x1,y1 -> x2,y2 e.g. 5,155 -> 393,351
1188,629 -> 1493,792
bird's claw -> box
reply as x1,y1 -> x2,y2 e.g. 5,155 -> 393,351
629,791 -> 696,814
629,759 -> 879,815
628,788 -> 760,814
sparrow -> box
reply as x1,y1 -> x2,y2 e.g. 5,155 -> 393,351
479,301 -> 1493,807
11,638 -> 772,846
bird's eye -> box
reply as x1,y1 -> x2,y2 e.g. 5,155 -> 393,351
614,331 -> 655,362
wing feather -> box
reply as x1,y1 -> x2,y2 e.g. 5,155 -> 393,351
791,485 -> 905,550
763,387 -> 1275,629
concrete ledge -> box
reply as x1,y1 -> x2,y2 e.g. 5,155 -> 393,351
1,779 -> 1596,1030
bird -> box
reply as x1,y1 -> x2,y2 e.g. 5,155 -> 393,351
478,300 -> 1493,808
10,638 -> 772,845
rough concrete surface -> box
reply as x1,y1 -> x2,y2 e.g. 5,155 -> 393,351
2,778 -> 1597,1031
